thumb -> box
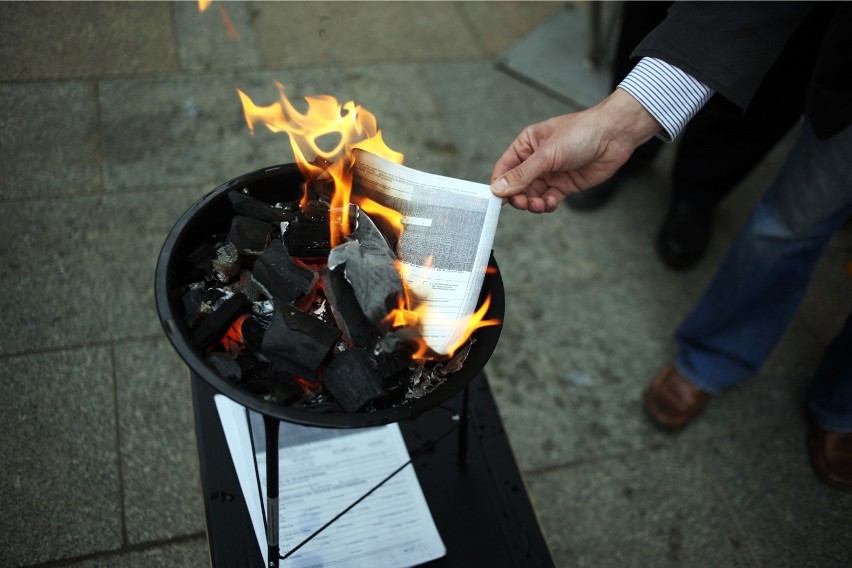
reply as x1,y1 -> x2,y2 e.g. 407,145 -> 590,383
490,153 -> 546,197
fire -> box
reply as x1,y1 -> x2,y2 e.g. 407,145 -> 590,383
237,83 -> 403,247
444,292 -> 501,356
198,0 -> 212,13
237,83 -> 497,360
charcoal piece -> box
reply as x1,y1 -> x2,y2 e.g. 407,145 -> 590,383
226,215 -> 272,256
211,242 -> 240,283
301,199 -> 329,222
327,209 -> 404,324
321,266 -> 378,348
371,349 -> 413,378
270,377 -> 303,404
247,368 -> 303,404
187,241 -> 217,274
268,357 -> 318,381
262,300 -> 341,372
240,315 -> 268,353
228,191 -> 296,224
206,353 -> 242,381
321,348 -> 386,413
252,240 -> 318,304
224,269 -> 261,302
182,282 -> 210,328
192,293 -> 252,350
274,200 -> 300,213
281,221 -> 331,257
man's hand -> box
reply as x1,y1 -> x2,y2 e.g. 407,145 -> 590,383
490,89 -> 662,213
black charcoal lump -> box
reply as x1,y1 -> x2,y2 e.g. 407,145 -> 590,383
226,215 -> 271,256
228,191 -> 295,224
262,300 -> 341,372
252,240 -> 318,304
321,348 -> 386,413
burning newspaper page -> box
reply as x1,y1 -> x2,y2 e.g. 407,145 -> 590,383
351,149 -> 501,356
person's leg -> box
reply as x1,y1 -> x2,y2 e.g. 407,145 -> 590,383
808,312 -> 852,489
674,120 -> 852,394
809,313 -> 852,432
656,4 -> 833,269
566,1 -> 669,210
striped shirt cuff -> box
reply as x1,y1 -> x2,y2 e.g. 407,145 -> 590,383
617,57 -> 714,142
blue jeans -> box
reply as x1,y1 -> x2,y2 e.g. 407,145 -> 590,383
673,119 -> 852,431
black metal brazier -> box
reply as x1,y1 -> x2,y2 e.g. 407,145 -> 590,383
155,164 -> 504,428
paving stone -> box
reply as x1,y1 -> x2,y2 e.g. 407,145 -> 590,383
0,1 -> 178,81
98,75 -> 283,191
115,338 -> 205,544
252,1 -> 482,68
175,0 -> 262,72
0,348 -> 122,565
67,536 -> 210,568
423,60 -> 570,167
0,81 -> 102,200
0,187 -> 207,354
526,442 -> 753,568
6,2 -> 852,566
336,63 -> 456,175
483,153 -> 833,470
703,421 -> 852,567
458,1 -> 567,58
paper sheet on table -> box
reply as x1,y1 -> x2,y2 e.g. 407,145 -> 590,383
214,395 -> 446,567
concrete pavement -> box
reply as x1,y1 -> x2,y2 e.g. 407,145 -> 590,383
2,2 -> 851,566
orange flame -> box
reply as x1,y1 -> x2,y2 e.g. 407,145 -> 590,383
198,0 -> 212,13
444,292 -> 501,357
236,84 -> 498,360
236,82 -> 403,247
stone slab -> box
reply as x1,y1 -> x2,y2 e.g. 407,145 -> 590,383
175,0 -> 262,72
98,75 -> 284,191
703,421 -> 852,567
0,187 -> 208,354
526,440 -> 753,567
115,338 -> 205,545
0,348 -> 122,565
67,536 -> 210,567
0,81 -> 102,200
422,60 -> 571,171
252,1 -> 482,68
458,1 -> 567,58
0,1 -> 178,81
496,4 -> 613,109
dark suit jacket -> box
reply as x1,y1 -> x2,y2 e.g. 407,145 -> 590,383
632,1 -> 852,139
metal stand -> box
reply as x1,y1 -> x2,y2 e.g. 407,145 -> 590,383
457,384 -> 470,466
190,371 -> 555,567
263,416 -> 280,568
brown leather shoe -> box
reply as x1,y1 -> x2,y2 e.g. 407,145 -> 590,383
644,364 -> 711,430
809,426 -> 852,491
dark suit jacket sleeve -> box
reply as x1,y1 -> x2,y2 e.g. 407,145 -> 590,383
632,1 -> 814,115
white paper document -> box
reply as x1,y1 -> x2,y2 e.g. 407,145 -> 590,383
352,150 -> 501,356
214,395 -> 446,567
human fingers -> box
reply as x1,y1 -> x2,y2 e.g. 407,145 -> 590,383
490,148 -> 553,199
490,131 -> 535,186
